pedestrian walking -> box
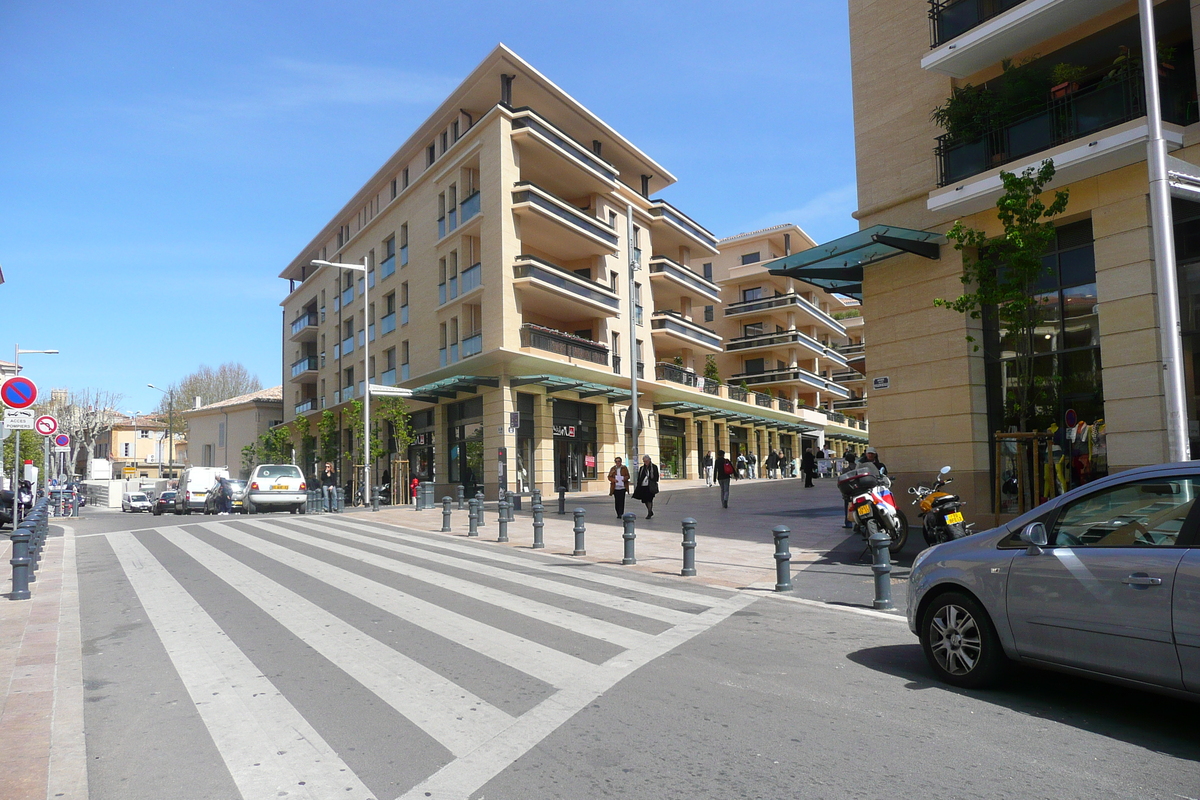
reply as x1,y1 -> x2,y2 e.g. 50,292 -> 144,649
747,452 -> 758,479
703,451 -> 714,487
736,452 -> 747,479
607,457 -> 631,518
632,455 -> 660,518
715,449 -> 734,508
217,477 -> 233,515
321,462 -> 337,511
765,449 -> 779,479
843,447 -> 855,474
802,447 -> 817,488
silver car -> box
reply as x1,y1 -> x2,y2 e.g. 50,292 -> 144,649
245,464 -> 307,514
908,462 -> 1200,697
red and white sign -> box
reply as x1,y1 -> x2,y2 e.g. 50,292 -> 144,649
35,415 -> 58,436
54,433 -> 70,447
1,376 -> 37,409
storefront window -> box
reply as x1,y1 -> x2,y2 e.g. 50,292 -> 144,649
448,397 -> 484,495
515,393 -> 535,493
554,399 -> 598,491
659,416 -> 686,479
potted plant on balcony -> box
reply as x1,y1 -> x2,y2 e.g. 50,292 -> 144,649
1050,63 -> 1087,98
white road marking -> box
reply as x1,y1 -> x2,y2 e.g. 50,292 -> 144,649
108,532 -> 375,800
159,527 -> 515,757
398,591 -> 761,800
46,524 -> 88,800
198,520 -> 595,687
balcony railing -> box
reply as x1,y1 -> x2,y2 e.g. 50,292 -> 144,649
510,110 -> 619,181
461,262 -> 481,294
729,385 -> 748,402
655,362 -> 699,387
650,311 -> 722,350
460,191 -> 481,224
927,0 -> 1024,48
936,69 -> 1196,187
290,312 -> 317,336
290,356 -> 318,378
755,393 -> 774,408
380,254 -> 396,279
438,216 -> 446,239
834,397 -> 868,411
381,311 -> 396,336
513,256 -> 620,309
381,368 -> 396,386
778,398 -> 795,413
648,256 -> 721,300
295,399 -> 317,414
724,292 -> 847,334
520,323 -> 609,365
342,335 -> 354,355
447,206 -> 457,234
401,305 -> 409,325
400,244 -> 408,267
512,182 -> 620,245
612,354 -> 621,374
647,200 -> 719,250
702,380 -> 720,396
341,285 -> 354,306
462,332 -> 483,358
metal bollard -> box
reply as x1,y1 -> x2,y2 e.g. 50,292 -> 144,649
468,497 -> 480,537
558,486 -> 566,515
681,517 -> 697,577
441,496 -> 452,532
532,502 -> 545,549
505,491 -> 516,522
572,507 -> 586,556
415,484 -> 425,511
869,528 -> 894,610
531,489 -> 542,512
621,513 -> 637,565
497,498 -> 510,543
456,485 -> 465,510
9,528 -> 31,601
371,485 -> 380,512
773,525 -> 793,592
425,481 -> 435,509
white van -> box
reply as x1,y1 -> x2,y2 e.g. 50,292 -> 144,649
174,466 -> 230,514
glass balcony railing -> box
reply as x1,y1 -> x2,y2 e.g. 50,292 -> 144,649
648,257 -> 721,299
438,216 -> 446,239
511,182 -> 620,245
439,283 -> 447,305
450,343 -> 458,363
650,311 -> 722,350
342,285 -> 354,306
439,348 -> 447,367
448,206 -> 457,234
462,332 -> 483,357
381,312 -> 396,336
295,399 -> 317,414
513,256 -> 619,309
380,254 -> 395,279
461,262 -> 481,294
519,323 -> 609,365
290,356 -> 318,378
927,0 -> 1025,49
460,191 -> 480,223
381,368 -> 396,386
400,244 -> 408,267
290,312 -> 317,336
510,110 -> 619,181
401,305 -> 409,325
342,384 -> 355,400
368,324 -> 375,342
342,336 -> 354,355
368,270 -> 375,289
401,364 -> 409,381
936,69 -> 1196,187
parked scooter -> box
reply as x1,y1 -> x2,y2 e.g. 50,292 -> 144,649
837,461 -> 909,554
909,466 -> 971,546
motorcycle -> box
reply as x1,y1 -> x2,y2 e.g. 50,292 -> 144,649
837,462 -> 909,554
909,466 -> 971,547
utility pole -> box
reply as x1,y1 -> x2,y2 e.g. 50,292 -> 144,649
627,204 -> 640,465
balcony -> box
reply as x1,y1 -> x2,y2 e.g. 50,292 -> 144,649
832,368 -> 866,384
381,368 -> 396,387
461,262 -> 482,295
510,108 -> 618,195
380,311 -> 396,336
342,335 -> 354,356
654,362 -> 700,388
512,182 -> 620,261
295,399 -> 317,415
834,397 -> 867,411
520,323 -> 609,366
288,312 -> 318,342
649,310 -> 722,353
341,285 -> 354,307
460,191 -> 481,225
924,0 -> 1127,78
724,293 -> 847,335
726,329 -> 850,368
461,332 -> 483,358
380,254 -> 396,280
289,356 -> 318,381
513,255 -> 621,318
646,200 -> 719,257
730,366 -> 852,398
936,69 -> 1196,189
647,256 -> 721,304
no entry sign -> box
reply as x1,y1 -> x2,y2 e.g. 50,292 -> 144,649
1,376 -> 37,409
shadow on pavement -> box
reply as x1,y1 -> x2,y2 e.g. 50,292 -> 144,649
847,644 -> 1200,759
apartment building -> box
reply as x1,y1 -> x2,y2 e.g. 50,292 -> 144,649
278,45 -> 868,498
93,414 -> 169,479
183,387 -> 283,477
829,0 -> 1200,515
707,224 -> 870,458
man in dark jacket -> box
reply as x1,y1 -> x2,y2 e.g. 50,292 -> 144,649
858,447 -> 887,476
801,448 -> 817,488
632,455 -> 660,519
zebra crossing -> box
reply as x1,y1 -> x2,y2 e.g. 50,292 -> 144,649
96,514 -> 757,800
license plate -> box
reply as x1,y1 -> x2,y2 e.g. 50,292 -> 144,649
945,511 -> 964,524
271,484 -> 288,491
857,505 -> 872,517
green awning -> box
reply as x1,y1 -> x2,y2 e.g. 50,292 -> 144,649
410,375 -> 500,403
509,375 -> 631,400
766,224 -> 943,300
652,401 -> 818,432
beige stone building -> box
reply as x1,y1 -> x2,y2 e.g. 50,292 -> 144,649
278,45 -> 869,499
183,387 -> 284,477
94,414 -> 169,480
832,0 -> 1200,517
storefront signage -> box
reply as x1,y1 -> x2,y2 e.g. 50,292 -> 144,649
415,432 -> 434,446
584,455 -> 595,468
553,424 -> 576,438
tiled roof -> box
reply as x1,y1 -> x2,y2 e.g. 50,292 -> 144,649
186,386 -> 283,413
717,223 -> 794,244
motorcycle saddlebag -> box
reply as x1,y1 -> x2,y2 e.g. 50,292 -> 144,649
837,463 -> 880,496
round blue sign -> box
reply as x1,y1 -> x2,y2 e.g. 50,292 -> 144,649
1,377 -> 37,409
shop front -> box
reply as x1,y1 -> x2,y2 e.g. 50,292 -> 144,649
406,409 -> 437,499
658,416 -> 687,479
553,399 -> 598,492
448,396 -> 484,497
729,425 -> 748,464
514,392 -> 536,493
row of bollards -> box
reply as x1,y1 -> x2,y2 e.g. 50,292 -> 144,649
418,490 -> 892,609
9,498 -> 51,601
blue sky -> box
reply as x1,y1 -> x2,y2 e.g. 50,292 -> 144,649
0,1 -> 856,414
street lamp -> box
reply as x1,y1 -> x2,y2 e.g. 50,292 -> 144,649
148,384 -> 175,479
11,344 -> 58,523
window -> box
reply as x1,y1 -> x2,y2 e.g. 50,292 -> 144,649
390,178 -> 397,200
744,358 -> 766,374
399,223 -> 409,266
1048,478 -> 1200,548
438,193 -> 446,238
400,282 -> 409,325
452,119 -> 460,141
427,143 -> 436,166
401,340 -> 410,380
138,430 -> 151,439
704,305 -> 714,322
703,262 -> 713,281
382,236 -> 396,278
218,422 -> 225,448
441,130 -> 448,153
742,287 -> 763,302
741,252 -> 760,265
743,322 -> 764,338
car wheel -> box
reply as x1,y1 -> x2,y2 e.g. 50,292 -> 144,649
920,591 -> 1007,689
246,500 -> 256,515
298,503 -> 306,515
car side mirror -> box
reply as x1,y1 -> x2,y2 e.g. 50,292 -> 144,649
1020,522 -> 1048,553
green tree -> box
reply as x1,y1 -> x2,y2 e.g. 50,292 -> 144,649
292,413 -> 316,474
318,410 -> 339,466
153,363 -> 262,435
240,442 -> 258,477
376,397 -> 416,458
935,160 -> 1070,431
703,355 -> 721,385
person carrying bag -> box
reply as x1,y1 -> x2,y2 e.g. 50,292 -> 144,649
607,457 -> 631,518
631,455 -> 660,519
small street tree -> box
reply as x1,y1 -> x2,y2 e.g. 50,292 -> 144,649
935,160 -> 1070,432
292,414 -> 316,475
376,397 -> 416,459
317,410 -> 339,467
55,389 -> 123,478
704,355 -> 721,386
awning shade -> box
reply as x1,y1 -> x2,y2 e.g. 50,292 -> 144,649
765,224 -> 944,300
651,401 -> 818,432
509,375 -> 630,400
410,375 -> 500,403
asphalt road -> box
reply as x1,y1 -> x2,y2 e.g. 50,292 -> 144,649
70,509 -> 1200,799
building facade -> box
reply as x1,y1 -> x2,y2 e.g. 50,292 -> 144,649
279,45 -> 868,499
94,415 -> 169,480
183,387 -> 284,477
846,0 -> 1200,515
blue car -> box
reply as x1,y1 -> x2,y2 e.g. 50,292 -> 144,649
909,462 -> 1200,697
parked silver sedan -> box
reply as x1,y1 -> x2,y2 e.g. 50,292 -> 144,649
908,462 -> 1200,697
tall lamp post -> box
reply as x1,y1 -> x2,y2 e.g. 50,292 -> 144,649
10,344 -> 58,523
148,384 -> 175,478
312,257 -> 371,505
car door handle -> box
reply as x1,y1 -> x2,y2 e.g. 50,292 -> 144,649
1122,575 -> 1163,586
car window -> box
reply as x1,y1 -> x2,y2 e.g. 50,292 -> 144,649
131,493 -> 148,502
258,465 -> 302,479
1049,478 -> 1200,548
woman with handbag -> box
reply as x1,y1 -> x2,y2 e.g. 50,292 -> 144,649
714,449 -> 734,509
631,455 -> 660,519
607,457 -> 631,518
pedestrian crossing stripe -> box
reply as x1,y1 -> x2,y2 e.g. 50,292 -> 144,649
101,515 -> 757,800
